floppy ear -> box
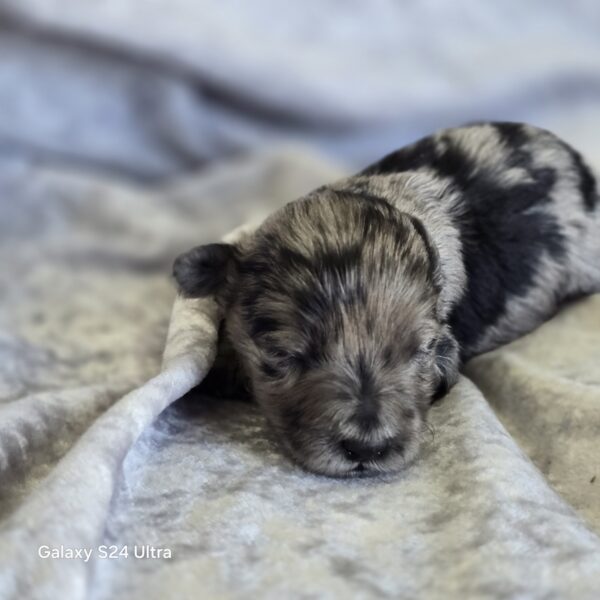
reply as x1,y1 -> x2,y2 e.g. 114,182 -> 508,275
404,214 -> 447,318
431,331 -> 460,403
172,243 -> 238,299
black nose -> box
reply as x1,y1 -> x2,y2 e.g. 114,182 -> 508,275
341,439 -> 390,463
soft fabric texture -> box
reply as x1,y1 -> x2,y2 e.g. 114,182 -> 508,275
0,149 -> 599,600
0,1 -> 599,598
2,0 -> 600,178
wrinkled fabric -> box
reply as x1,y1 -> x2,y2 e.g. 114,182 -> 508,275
1,0 -> 600,178
0,150 -> 599,600
0,1 -> 599,598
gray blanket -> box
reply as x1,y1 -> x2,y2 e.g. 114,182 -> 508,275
1,2 -> 600,599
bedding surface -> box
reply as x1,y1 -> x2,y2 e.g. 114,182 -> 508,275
0,149 -> 599,599
0,2 -> 599,598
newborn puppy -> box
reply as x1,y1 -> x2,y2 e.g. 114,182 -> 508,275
174,122 -> 600,477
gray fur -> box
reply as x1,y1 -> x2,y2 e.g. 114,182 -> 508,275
174,122 -> 600,477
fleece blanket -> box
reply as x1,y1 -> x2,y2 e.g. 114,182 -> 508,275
0,149 -> 599,600
1,1 -> 600,598
2,0 -> 600,178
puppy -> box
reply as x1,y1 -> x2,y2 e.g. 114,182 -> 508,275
174,122 -> 600,477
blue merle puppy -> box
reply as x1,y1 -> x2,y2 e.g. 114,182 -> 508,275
174,122 -> 600,477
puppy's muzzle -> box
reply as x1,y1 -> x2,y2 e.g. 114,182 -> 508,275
340,438 -> 392,463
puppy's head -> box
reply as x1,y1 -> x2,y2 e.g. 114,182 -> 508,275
174,190 -> 458,476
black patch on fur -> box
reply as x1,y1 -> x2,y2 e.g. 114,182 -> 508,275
351,353 -> 381,432
279,246 -> 315,272
445,166 -> 565,356
357,353 -> 375,398
497,122 -> 597,211
316,244 -> 363,280
494,122 -> 540,171
494,121 -> 529,149
364,123 -> 567,357
362,136 -> 439,176
564,144 -> 598,211
454,196 -> 564,352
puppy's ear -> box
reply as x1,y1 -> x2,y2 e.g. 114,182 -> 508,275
405,215 -> 446,317
431,331 -> 460,403
173,243 -> 239,299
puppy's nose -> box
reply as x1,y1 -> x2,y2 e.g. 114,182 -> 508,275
341,439 -> 390,462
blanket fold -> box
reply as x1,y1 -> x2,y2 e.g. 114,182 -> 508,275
1,2 -> 600,597
0,150 -> 599,600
